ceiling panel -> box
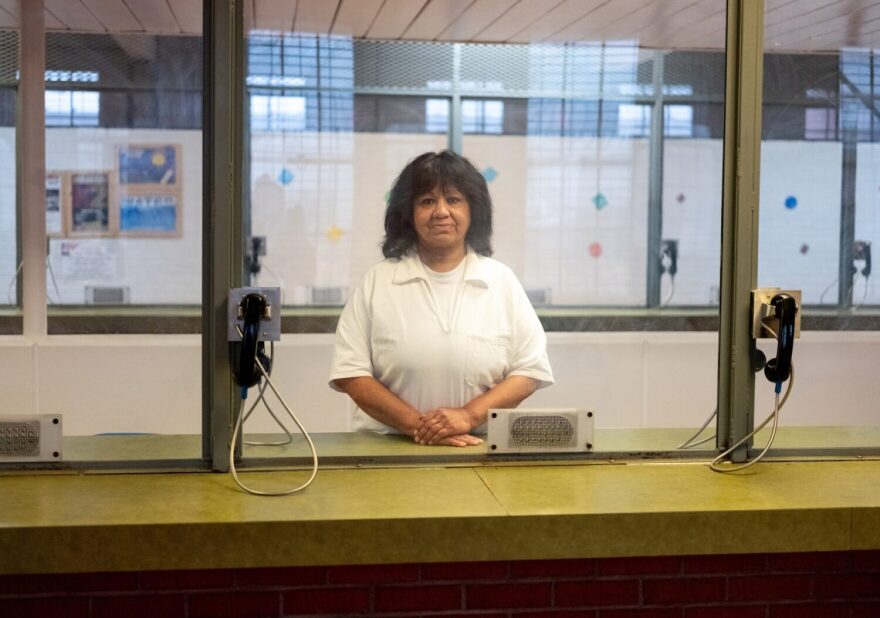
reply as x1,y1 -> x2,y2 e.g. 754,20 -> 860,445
81,0 -> 142,32
169,0 -> 202,34
507,0 -> 606,44
611,0 -> 701,43
46,0 -> 104,31
0,0 -> 15,18
254,0 -> 296,31
545,0 -> 651,43
124,0 -> 180,33
244,0 -> 254,32
44,9 -> 65,29
769,2 -> 880,50
662,4 -> 726,50
331,0 -> 384,37
764,0 -> 829,29
295,0 -> 339,34
436,0 -> 518,41
403,0 -> 473,40
635,0 -> 725,50
0,6 -> 15,29
367,0 -> 427,39
4,0 -> 880,52
766,0 -> 854,39
473,0 -> 566,42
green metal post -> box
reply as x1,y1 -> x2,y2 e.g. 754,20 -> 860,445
203,0 -> 245,470
717,0 -> 764,462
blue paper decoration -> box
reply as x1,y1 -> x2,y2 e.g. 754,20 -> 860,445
278,168 -> 294,185
592,193 -> 608,209
784,195 -> 798,209
482,167 -> 498,183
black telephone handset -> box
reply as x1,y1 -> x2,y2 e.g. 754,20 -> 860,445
232,293 -> 272,388
763,293 -> 797,387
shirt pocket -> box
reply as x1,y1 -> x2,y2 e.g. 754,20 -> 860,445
465,332 -> 510,388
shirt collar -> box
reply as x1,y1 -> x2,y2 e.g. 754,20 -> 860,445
392,248 -> 490,288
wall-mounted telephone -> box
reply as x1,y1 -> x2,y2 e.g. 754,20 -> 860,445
752,288 -> 800,389
762,293 -> 797,387
226,287 -> 317,496
227,287 -> 281,383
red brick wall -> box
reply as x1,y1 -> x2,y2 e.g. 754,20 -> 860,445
1,551 -> 879,617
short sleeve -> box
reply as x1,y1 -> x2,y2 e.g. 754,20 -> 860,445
508,275 -> 554,388
328,276 -> 375,391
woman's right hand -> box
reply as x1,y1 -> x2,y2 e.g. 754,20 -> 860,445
427,433 -> 484,447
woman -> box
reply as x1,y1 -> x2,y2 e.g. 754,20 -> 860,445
329,151 -> 553,446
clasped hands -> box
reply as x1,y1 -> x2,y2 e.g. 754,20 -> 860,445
412,406 -> 484,447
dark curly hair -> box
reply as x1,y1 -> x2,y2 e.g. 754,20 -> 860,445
381,150 -> 493,258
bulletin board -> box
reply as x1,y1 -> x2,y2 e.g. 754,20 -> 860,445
117,144 -> 182,237
44,143 -> 183,239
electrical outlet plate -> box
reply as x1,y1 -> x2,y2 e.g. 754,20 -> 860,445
752,288 -> 802,339
0,415 -> 63,462
228,287 -> 282,342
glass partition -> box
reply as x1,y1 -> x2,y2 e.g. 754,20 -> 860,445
44,31 -> 202,307
0,25 -> 17,312
757,1 -> 880,450
240,0 -> 729,458
37,6 -> 204,457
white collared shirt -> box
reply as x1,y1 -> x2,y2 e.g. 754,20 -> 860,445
329,249 -> 554,433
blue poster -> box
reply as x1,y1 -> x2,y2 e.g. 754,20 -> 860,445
120,195 -> 178,233
118,145 -> 178,185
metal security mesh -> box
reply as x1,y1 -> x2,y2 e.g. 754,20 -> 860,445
664,51 -> 725,98
45,32 -> 202,90
460,43 -> 531,94
0,421 -> 40,457
355,40 -> 453,91
355,40 -> 657,98
0,30 -> 19,86
510,414 -> 576,447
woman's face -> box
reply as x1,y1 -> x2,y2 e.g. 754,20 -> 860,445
412,185 -> 471,255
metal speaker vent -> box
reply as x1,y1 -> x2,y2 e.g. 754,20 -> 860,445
0,415 -> 63,462
85,285 -> 130,305
510,414 -> 575,447
311,286 -> 347,305
487,408 -> 594,454
0,421 -> 40,457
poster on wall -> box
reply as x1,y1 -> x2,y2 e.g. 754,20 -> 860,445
45,172 -> 63,236
117,144 -> 180,187
119,194 -> 180,236
69,172 -> 113,236
59,240 -> 118,280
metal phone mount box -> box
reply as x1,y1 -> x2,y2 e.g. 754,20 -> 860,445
227,287 -> 282,342
751,288 -> 802,339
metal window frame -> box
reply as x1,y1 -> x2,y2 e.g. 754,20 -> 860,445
717,0 -> 763,462
10,0 -> 880,473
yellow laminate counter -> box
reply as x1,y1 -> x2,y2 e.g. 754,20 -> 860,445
2,455 -> 880,574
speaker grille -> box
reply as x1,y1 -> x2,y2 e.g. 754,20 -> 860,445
510,415 -> 575,447
0,421 -> 40,457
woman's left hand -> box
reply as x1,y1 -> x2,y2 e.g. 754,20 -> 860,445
413,407 -> 477,444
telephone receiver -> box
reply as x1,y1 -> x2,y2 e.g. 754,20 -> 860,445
763,293 -> 797,385
232,293 -> 272,388
659,239 -> 678,276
